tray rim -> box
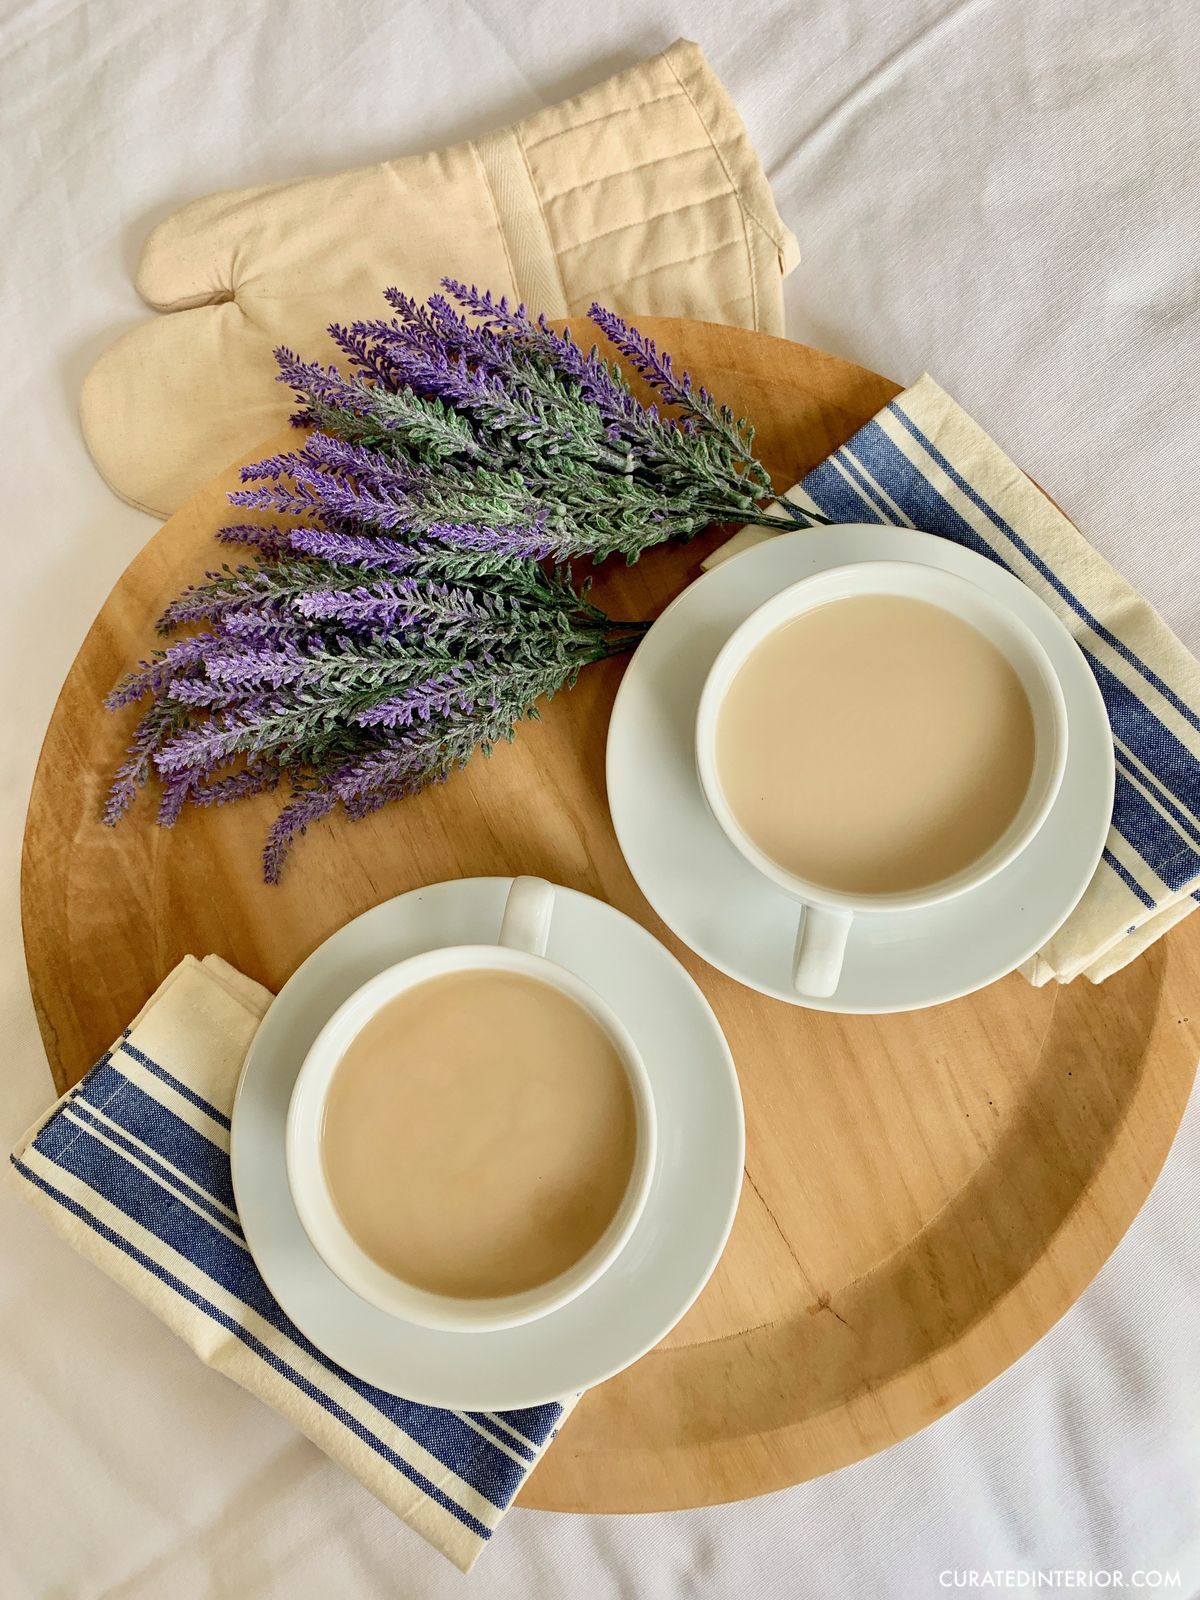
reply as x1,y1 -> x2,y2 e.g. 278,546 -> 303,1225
18,318 -> 1200,1516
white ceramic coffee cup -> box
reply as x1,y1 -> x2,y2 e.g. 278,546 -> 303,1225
286,877 -> 657,1332
696,560 -> 1069,998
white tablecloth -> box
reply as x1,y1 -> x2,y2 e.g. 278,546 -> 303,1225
3,2 -> 1198,1594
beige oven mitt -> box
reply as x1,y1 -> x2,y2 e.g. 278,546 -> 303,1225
81,39 -> 799,517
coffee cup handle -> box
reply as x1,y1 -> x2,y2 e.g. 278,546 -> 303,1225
792,905 -> 853,998
498,876 -> 555,958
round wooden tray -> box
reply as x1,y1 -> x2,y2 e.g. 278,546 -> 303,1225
22,320 -> 1200,1514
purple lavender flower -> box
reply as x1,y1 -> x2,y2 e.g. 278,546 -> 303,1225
299,431 -> 431,487
282,526 -> 424,571
192,765 -> 281,807
422,516 -> 564,562
290,583 -> 422,632
157,571 -> 295,633
153,698 -> 295,775
190,637 -> 314,692
156,771 -> 197,827
326,736 -> 450,811
440,278 -> 770,498
327,322 -> 401,389
215,522 -> 293,555
273,348 -> 371,424
104,703 -> 180,824
586,303 -> 772,495
440,280 -> 628,412
217,608 -> 311,644
106,635 -> 213,709
227,480 -> 323,521
290,577 -> 540,639
263,790 -> 338,884
351,669 -> 479,728
164,678 -> 245,709
585,305 -> 702,414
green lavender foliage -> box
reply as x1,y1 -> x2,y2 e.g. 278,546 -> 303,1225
105,285 -> 809,879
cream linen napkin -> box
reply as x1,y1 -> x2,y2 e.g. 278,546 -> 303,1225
709,375 -> 1200,984
80,38 -> 799,517
9,956 -> 574,1572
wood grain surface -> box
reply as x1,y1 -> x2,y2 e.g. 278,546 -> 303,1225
21,319 -> 1200,1514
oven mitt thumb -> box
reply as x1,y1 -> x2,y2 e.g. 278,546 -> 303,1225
80,39 -> 799,517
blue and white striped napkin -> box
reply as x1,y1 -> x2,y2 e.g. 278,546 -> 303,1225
711,374 -> 1200,983
9,955 -> 573,1571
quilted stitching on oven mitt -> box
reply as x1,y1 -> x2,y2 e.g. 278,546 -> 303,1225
81,38 -> 799,517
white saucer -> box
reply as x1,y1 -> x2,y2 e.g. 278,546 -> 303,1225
606,527 -> 1115,1013
230,878 -> 744,1410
